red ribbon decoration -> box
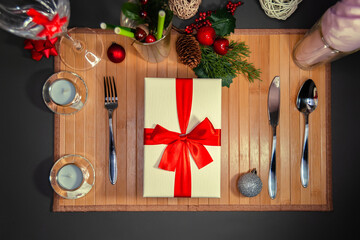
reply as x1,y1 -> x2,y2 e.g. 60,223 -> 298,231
27,8 -> 67,39
144,78 -> 221,197
24,38 -> 58,61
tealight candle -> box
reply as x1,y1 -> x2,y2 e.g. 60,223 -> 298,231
57,164 -> 83,190
49,79 -> 76,105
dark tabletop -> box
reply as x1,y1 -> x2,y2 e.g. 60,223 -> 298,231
0,0 -> 358,239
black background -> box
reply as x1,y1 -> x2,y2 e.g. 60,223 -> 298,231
0,0 -> 358,239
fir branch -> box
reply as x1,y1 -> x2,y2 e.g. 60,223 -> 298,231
223,41 -> 261,82
194,40 -> 261,87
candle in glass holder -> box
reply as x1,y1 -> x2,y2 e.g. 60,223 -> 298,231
293,0 -> 360,69
49,79 -> 76,105
57,164 -> 83,190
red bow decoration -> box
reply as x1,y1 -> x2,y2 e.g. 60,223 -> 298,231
144,78 -> 221,197
24,38 -> 58,61
27,8 -> 67,39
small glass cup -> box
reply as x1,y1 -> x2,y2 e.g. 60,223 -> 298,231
42,71 -> 88,115
49,154 -> 95,199
131,22 -> 172,63
292,19 -> 358,70
120,3 -> 172,63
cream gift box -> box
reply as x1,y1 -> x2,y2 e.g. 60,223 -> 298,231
143,78 -> 222,198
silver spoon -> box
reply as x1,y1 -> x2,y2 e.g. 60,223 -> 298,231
296,79 -> 318,188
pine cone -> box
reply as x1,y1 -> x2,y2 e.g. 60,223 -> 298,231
176,34 -> 202,69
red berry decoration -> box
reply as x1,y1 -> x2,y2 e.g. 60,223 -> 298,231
135,27 -> 147,41
196,26 -> 216,46
107,43 -> 126,63
184,2 -> 243,33
145,34 -> 156,43
226,1 -> 242,15
139,9 -> 147,19
185,11 -> 213,34
213,38 -> 229,55
141,0 -> 148,4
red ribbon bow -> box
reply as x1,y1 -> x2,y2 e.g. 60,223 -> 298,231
144,78 -> 221,197
24,38 -> 58,61
27,8 -> 67,39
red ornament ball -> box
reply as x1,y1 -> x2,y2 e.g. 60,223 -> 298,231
107,43 -> 126,63
141,0 -> 148,4
196,26 -> 216,46
139,9 -> 147,19
213,38 -> 229,55
145,34 -> 156,43
135,27 -> 147,41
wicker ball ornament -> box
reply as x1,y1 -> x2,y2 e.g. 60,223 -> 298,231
169,0 -> 202,20
176,34 -> 202,69
259,0 -> 302,20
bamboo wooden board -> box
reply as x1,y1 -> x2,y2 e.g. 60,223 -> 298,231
53,29 -> 332,211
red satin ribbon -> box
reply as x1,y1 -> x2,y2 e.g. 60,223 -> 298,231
27,8 -> 67,39
144,78 -> 221,197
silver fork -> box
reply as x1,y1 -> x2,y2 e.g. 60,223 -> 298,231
104,76 -> 118,185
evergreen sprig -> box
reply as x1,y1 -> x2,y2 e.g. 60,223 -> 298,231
193,40 -> 261,87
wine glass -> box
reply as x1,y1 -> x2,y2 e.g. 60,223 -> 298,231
0,0 -> 103,70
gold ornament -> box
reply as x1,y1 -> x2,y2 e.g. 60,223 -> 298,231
169,0 -> 202,20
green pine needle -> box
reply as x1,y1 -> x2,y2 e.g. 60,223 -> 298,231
194,40 -> 261,87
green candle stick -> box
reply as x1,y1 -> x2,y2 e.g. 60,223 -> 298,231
156,10 -> 166,40
101,22 -> 133,32
100,22 -> 116,30
114,27 -> 135,38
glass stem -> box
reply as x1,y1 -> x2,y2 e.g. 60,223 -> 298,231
63,32 -> 82,50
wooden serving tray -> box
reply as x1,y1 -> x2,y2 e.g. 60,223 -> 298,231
53,29 -> 332,211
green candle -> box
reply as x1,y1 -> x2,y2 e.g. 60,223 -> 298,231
100,22 -> 115,30
156,10 -> 166,40
101,22 -> 134,32
114,27 -> 135,38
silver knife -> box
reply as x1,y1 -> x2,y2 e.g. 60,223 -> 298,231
267,76 -> 280,199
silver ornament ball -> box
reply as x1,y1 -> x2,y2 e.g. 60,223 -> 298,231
237,169 -> 263,197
